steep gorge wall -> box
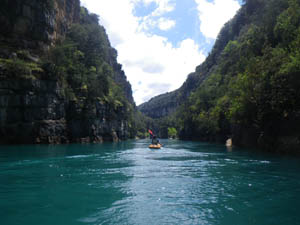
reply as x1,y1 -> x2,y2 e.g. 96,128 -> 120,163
0,0 -> 80,49
0,78 -> 67,144
0,77 -> 130,144
0,0 -> 134,144
139,0 -> 300,153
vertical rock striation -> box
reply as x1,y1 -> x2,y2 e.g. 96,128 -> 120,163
0,0 -> 80,49
0,0 -> 136,144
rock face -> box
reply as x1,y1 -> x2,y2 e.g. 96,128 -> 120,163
0,76 -> 130,144
0,0 -> 80,49
0,77 -> 66,144
66,99 -> 130,143
0,0 -> 134,144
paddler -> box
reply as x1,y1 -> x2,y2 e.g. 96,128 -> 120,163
151,135 -> 160,145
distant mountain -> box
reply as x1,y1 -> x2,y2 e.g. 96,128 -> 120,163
139,0 -> 300,153
138,71 -> 203,118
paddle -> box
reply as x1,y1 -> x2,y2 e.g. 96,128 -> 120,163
148,129 -> 154,137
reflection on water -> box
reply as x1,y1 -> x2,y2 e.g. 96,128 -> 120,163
0,139 -> 300,225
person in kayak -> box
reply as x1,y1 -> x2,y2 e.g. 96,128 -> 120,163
151,135 -> 160,145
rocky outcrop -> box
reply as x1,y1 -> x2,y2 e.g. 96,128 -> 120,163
0,0 -> 135,144
66,99 -> 129,143
0,75 -> 130,144
0,78 -> 67,144
110,50 -> 134,104
0,0 -> 80,50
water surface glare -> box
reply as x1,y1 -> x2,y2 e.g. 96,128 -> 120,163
1,139 -> 300,225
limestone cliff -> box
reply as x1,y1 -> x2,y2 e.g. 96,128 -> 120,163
0,0 -> 80,49
0,0 -> 136,144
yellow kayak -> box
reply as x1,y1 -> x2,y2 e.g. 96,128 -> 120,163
149,144 -> 162,149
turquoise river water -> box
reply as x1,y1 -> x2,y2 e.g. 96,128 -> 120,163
1,139 -> 300,225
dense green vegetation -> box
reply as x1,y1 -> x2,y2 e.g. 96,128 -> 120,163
2,0 -> 298,148
131,110 -> 179,139
44,7 -> 141,137
45,8 -> 115,101
141,0 -> 300,151
0,5 -> 143,141
168,127 -> 177,139
178,0 -> 300,151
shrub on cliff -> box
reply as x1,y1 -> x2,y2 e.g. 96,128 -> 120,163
178,0 -> 300,150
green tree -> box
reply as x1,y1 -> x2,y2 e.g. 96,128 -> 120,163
168,127 -> 177,139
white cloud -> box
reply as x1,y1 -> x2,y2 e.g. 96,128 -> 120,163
195,0 -> 240,39
139,17 -> 176,31
136,0 -> 176,31
80,0 -> 205,105
138,17 -> 176,31
117,35 -> 205,104
137,0 -> 176,16
158,18 -> 176,31
80,0 -> 139,46
151,0 -> 175,16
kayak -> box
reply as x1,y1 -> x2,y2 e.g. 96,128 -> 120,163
149,144 -> 162,149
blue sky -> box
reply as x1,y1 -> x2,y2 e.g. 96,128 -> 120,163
81,0 -> 242,105
134,0 -> 213,54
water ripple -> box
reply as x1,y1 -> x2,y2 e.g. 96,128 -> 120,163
1,140 -> 300,225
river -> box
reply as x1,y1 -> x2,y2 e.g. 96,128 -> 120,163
0,139 -> 300,225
